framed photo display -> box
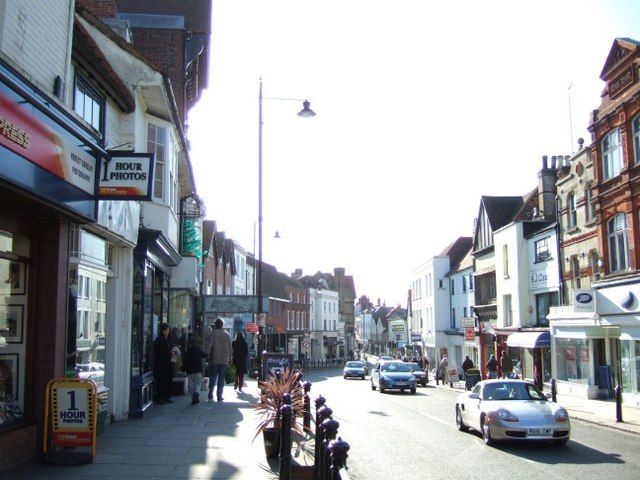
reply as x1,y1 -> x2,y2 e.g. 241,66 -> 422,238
0,304 -> 23,343
0,261 -> 26,296
0,353 -> 19,401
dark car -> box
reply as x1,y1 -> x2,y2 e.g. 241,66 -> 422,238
407,362 -> 428,386
371,360 -> 416,394
343,361 -> 366,380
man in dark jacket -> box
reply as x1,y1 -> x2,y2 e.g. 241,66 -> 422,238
183,337 -> 208,404
500,350 -> 514,378
486,354 -> 498,379
154,323 -> 173,404
461,355 -> 474,373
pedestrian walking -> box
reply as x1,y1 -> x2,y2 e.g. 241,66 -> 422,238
486,354 -> 498,379
232,331 -> 249,392
500,350 -> 513,378
182,337 -> 208,404
208,318 -> 232,402
461,355 -> 474,373
437,354 -> 448,385
154,323 -> 173,404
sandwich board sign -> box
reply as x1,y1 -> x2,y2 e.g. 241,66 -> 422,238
43,378 -> 98,464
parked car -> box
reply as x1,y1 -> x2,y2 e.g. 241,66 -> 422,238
407,362 -> 428,386
371,360 -> 416,394
343,361 -> 366,380
379,355 -> 392,361
76,362 -> 105,384
455,379 -> 570,446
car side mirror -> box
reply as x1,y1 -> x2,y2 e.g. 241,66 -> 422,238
468,393 -> 480,400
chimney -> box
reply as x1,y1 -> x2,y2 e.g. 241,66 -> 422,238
291,268 -> 303,280
334,267 -> 345,279
537,155 -> 557,221
77,0 -> 118,18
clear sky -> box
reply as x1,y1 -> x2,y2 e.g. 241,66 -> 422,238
189,0 -> 640,307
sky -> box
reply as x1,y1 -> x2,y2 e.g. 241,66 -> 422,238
189,0 -> 640,307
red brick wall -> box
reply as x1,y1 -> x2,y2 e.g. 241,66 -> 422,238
77,0 -> 118,18
129,28 -> 186,123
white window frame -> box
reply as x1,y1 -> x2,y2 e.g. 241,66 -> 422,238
602,128 -> 623,180
568,193 -> 577,228
608,213 -> 629,272
148,122 -> 168,201
633,113 -> 640,165
504,294 -> 513,327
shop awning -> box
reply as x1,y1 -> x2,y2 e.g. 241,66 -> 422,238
506,331 -> 550,348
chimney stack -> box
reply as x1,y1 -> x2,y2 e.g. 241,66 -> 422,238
537,155 -> 558,221
291,268 -> 303,280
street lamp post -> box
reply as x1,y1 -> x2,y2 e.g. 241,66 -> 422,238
257,78 -> 315,379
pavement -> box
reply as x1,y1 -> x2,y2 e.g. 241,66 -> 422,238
4,380 -> 280,480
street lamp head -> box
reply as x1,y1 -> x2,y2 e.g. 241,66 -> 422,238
297,100 -> 316,117
274,231 -> 281,239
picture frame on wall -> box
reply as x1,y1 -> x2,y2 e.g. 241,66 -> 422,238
9,262 -> 26,296
0,305 -> 23,344
0,353 -> 19,401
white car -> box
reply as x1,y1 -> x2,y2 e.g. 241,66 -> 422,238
455,379 -> 570,446
76,362 -> 105,383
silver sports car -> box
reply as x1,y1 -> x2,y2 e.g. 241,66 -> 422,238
455,379 -> 570,446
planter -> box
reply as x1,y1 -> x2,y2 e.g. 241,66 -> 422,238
263,427 -> 280,458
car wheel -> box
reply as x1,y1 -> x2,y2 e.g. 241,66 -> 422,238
455,405 -> 468,432
554,438 -> 569,446
481,415 -> 493,446
371,381 -> 376,391
343,375 -> 347,379
361,375 -> 365,380
410,388 -> 416,394
380,385 -> 385,394
422,381 -> 428,387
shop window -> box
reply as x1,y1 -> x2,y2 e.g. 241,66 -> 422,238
620,340 -> 640,394
602,128 -> 623,180
571,257 -> 581,289
608,213 -> 629,272
555,338 -> 590,383
73,72 -> 105,133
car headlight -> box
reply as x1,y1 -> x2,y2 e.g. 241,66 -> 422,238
554,408 -> 569,423
495,408 -> 519,422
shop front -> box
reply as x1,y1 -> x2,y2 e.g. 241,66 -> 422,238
504,330 -> 550,389
0,60 -> 100,471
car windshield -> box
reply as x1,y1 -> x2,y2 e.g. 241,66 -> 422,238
346,362 -> 363,368
482,382 -> 547,401
380,362 -> 411,373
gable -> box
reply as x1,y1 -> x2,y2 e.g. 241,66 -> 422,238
600,38 -> 640,81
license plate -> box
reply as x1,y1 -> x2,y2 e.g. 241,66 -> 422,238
395,382 -> 407,386
527,428 -> 552,435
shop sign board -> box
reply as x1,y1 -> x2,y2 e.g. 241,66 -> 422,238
461,317 -> 476,328
411,332 -> 422,342
246,323 -> 259,333
44,378 -> 97,460
465,327 -> 475,341
0,90 -> 96,195
98,152 -> 154,200
573,289 -> 596,313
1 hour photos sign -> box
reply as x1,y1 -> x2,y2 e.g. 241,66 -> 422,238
99,152 -> 154,201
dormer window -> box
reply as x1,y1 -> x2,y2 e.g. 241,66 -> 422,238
73,72 -> 105,134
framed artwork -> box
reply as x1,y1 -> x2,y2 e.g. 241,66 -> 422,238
9,262 -> 26,295
0,305 -> 23,343
0,353 -> 19,401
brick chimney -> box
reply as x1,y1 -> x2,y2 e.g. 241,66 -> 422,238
537,155 -> 557,221
291,268 -> 303,280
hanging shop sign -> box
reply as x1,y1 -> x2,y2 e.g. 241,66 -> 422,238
99,152 -> 154,201
465,327 -> 475,342
43,378 -> 98,462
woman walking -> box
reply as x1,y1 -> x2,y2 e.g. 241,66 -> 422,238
232,331 -> 249,392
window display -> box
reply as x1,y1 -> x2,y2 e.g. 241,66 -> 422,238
555,338 -> 590,383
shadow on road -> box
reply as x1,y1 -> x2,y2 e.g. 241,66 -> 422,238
368,410 -> 389,417
466,434 -> 626,465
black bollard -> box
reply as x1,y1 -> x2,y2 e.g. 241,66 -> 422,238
313,401 -> 330,480
328,437 -> 350,480
279,404 -> 292,480
615,384 -> 623,423
551,378 -> 557,403
303,381 -> 312,431
321,418 -> 339,480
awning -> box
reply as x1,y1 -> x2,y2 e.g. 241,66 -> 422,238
506,331 -> 550,348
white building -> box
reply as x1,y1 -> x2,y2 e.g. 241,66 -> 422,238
447,248 -> 475,368
309,284 -> 340,359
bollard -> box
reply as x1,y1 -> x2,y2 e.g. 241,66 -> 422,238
313,400 -> 329,480
551,378 -> 557,403
279,404 -> 292,480
321,418 -> 339,480
328,437 -> 350,480
615,384 -> 623,423
303,381 -> 312,431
